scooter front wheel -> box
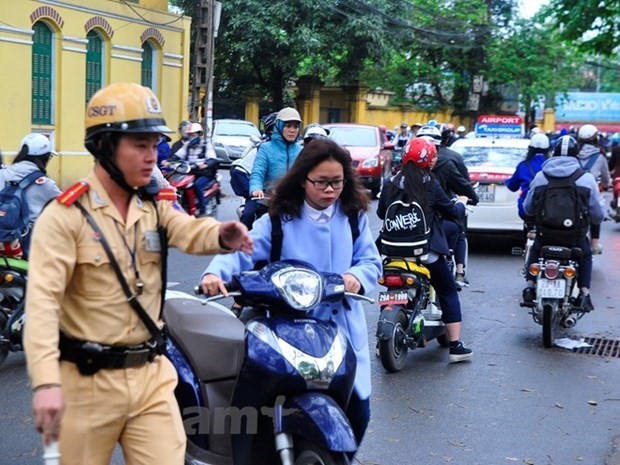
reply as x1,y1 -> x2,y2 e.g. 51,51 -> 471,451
294,438 -> 347,465
378,308 -> 409,373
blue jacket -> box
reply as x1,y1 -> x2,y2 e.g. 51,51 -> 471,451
524,156 -> 605,225
506,154 -> 546,219
377,175 -> 466,258
204,202 -> 382,399
249,121 -> 302,193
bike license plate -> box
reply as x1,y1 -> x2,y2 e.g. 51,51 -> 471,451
476,184 -> 496,202
378,291 -> 408,306
537,279 -> 566,298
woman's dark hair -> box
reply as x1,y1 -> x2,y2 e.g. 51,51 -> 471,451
13,144 -> 51,173
525,146 -> 547,162
384,162 -> 430,211
270,138 -> 369,219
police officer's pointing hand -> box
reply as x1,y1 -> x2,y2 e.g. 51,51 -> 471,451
219,221 -> 253,254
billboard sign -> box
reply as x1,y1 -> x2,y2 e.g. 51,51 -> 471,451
555,92 -> 620,123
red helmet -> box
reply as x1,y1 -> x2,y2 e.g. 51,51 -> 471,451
402,138 -> 437,169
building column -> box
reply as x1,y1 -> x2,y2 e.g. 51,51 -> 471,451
343,81 -> 369,124
543,108 -> 555,133
295,76 -> 323,125
244,91 -> 261,126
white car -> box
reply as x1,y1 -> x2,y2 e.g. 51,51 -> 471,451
212,119 -> 261,166
450,137 -> 530,234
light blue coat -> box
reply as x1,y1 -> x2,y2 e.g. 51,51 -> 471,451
204,202 -> 382,399
248,121 -> 302,193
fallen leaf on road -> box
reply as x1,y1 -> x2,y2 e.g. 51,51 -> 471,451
504,458 -> 519,462
555,402 -> 563,409
588,400 -> 598,406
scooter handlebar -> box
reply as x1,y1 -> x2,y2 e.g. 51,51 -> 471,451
194,281 -> 234,296
193,286 -> 374,304
344,292 -> 375,304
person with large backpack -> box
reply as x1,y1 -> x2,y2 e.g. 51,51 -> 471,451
522,135 -> 605,311
376,138 -> 473,363
0,133 -> 60,258
577,124 -> 610,254
201,138 -> 382,456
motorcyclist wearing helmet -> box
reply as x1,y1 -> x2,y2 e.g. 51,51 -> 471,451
168,121 -> 219,216
609,132 -> 620,177
243,107 -> 303,228
230,112 -> 278,205
0,133 -> 61,257
506,133 -> 550,223
170,119 -> 191,156
23,82 -> 253,464
259,111 -> 278,139
377,138 -> 473,363
439,123 -> 458,147
302,123 -> 330,145
418,125 -> 478,287
522,135 -> 605,311
393,122 -> 410,149
577,124 -> 610,254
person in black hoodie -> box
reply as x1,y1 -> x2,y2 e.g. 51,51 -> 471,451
416,125 -> 479,287
378,138 -> 473,363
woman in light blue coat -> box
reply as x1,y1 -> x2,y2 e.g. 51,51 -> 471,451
201,138 -> 382,452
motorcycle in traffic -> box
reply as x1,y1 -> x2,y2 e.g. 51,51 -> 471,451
164,260 -> 374,465
519,245 -> 584,348
609,175 -> 620,222
0,255 -> 27,367
162,159 -> 222,217
376,257 -> 449,373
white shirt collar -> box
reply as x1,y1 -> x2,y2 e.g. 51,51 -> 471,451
303,201 -> 335,223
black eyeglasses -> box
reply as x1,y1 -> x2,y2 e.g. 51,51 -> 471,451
305,177 -> 346,190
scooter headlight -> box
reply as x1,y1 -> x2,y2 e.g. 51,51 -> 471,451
271,268 -> 322,311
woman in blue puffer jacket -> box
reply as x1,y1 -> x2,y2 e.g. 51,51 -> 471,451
241,107 -> 303,228
506,133 -> 550,224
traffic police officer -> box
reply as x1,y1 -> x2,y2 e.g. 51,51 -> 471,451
24,82 -> 253,464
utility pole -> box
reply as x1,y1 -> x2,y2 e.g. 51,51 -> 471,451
189,0 -> 220,137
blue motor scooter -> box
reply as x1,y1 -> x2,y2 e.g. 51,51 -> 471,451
163,260 -> 373,465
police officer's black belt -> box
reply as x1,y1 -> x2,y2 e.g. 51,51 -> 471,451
74,201 -> 168,358
59,332 -> 157,375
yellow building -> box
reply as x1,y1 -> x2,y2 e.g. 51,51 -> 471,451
0,0 -> 191,188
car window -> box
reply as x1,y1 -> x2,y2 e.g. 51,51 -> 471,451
327,127 -> 378,147
214,122 -> 260,137
452,145 -> 527,168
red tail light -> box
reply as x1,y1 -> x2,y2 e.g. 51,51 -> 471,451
384,275 -> 404,287
544,261 -> 559,279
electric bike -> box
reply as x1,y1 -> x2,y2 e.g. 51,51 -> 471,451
376,257 -> 449,373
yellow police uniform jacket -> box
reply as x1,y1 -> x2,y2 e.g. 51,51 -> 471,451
24,171 -> 227,389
